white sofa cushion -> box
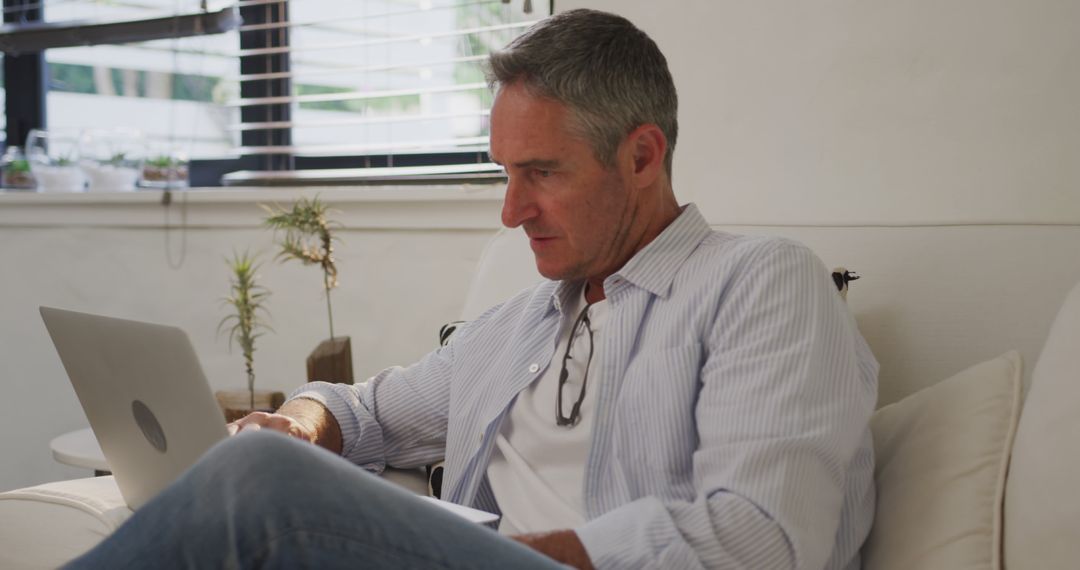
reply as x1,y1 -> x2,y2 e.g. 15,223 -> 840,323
0,467 -> 430,568
459,227 -> 541,320
1004,282 -> 1080,569
0,476 -> 131,569
862,351 -> 1022,570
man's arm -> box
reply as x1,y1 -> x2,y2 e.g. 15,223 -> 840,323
231,395 -> 598,570
575,240 -> 878,569
227,397 -> 343,454
231,403 -> 597,569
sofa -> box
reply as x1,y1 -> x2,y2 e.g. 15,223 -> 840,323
2,223 -> 1079,569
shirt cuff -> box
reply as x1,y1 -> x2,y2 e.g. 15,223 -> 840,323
287,382 -> 362,457
575,497 -> 697,570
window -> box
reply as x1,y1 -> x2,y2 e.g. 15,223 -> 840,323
0,0 -> 549,186
44,1 -> 239,160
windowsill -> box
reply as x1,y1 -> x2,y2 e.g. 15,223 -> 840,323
0,184 -> 508,230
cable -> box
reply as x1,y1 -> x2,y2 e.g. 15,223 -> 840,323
163,0 -> 190,270
163,188 -> 189,270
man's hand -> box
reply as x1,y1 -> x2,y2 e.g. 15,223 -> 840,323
511,530 -> 595,570
226,398 -> 343,454
227,411 -> 314,439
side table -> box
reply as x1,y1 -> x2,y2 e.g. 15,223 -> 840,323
50,428 -> 110,476
49,427 -> 431,493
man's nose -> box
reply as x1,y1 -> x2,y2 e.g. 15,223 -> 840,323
501,177 -> 538,228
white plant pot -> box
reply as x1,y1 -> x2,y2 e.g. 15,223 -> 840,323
33,166 -> 86,193
84,163 -> 140,192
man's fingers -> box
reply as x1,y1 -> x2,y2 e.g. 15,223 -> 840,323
227,412 -> 269,437
234,411 -> 271,426
225,412 -> 315,443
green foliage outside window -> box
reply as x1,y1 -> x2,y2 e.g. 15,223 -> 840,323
47,62 -> 220,103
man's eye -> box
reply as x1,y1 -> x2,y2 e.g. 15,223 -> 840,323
536,169 -> 553,178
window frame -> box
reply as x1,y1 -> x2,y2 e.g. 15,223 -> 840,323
2,0 -> 47,150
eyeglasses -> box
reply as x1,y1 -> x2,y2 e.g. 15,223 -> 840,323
556,304 -> 594,427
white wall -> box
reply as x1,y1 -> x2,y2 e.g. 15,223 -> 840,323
559,0 -> 1080,225
0,188 -> 503,492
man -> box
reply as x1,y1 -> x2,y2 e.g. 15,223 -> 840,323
69,9 -> 877,570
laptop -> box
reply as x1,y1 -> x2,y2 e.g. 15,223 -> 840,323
40,306 -> 228,510
40,306 -> 500,524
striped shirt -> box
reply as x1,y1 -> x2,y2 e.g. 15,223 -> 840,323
291,203 -> 879,570
488,288 -> 610,535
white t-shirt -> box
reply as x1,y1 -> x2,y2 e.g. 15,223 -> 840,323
486,290 -> 610,535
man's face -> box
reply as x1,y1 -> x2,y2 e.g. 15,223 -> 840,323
490,82 -> 638,284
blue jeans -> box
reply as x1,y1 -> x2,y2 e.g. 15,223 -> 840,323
66,431 -> 566,569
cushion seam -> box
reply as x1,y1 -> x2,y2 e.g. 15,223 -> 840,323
991,351 -> 1023,570
0,491 -> 127,531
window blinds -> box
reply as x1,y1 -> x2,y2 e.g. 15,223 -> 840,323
1,0 -> 545,184
225,0 -> 544,184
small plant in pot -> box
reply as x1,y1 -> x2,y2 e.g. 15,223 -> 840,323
216,251 -> 282,421
83,152 -> 142,192
140,154 -> 189,189
27,129 -> 86,193
0,147 -> 35,190
262,196 -> 354,384
80,128 -> 144,192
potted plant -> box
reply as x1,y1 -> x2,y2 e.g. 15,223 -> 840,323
262,196 -> 354,384
0,147 -> 35,190
27,129 -> 86,193
216,250 -> 282,421
140,154 -> 189,188
80,128 -> 144,192
83,152 -> 142,192
34,155 -> 86,193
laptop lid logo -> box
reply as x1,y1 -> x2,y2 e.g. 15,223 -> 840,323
132,400 -> 168,454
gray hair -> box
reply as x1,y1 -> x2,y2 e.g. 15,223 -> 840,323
486,9 -> 679,177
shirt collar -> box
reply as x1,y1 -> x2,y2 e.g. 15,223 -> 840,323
549,203 -> 712,312
552,280 -> 584,315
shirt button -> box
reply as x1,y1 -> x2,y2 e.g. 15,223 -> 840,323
477,432 -> 484,444
528,363 -> 539,373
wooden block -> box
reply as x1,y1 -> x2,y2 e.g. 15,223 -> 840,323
306,336 -> 354,385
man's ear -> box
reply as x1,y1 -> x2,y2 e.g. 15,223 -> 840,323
623,123 -> 667,188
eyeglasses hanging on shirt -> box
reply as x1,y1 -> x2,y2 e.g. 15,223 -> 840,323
556,304 -> 594,427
